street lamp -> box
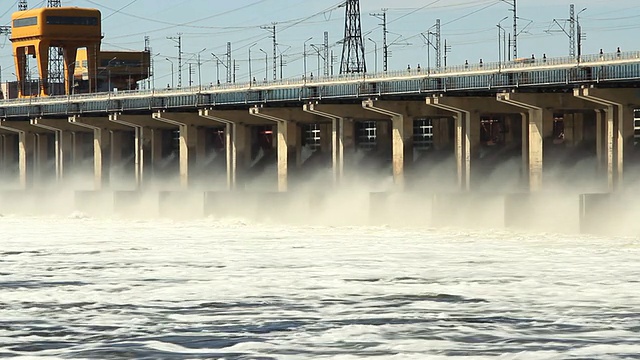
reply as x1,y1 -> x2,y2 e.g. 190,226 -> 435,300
367,38 -> 378,73
497,16 -> 509,68
165,58 -> 174,88
577,7 -> 587,61
107,57 -> 117,92
259,48 -> 268,82
303,37 -> 313,79
248,43 -> 257,83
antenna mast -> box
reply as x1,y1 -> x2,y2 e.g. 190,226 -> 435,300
340,0 -> 366,74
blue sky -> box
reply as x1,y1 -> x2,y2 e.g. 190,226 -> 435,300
1,0 -> 639,88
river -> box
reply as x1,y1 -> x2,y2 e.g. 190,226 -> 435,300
1,215 -> 639,359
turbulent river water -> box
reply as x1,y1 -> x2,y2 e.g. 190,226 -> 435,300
1,215 -> 639,359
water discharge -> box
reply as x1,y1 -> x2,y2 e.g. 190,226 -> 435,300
1,146 -> 640,358
0,216 -> 639,359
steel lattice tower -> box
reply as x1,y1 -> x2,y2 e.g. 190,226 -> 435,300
18,0 -> 28,11
340,0 -> 366,74
47,0 -> 63,95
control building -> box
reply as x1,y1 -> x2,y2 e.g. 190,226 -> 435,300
11,7 -> 102,97
9,6 -> 150,98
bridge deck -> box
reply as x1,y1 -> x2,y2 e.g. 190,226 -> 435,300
2,51 -> 640,119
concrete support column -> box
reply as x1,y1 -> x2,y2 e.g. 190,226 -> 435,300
496,93 -> 546,192
595,110 -> 605,174
277,121 -> 291,191
31,118 -> 92,184
153,111 -> 213,189
303,102 -> 345,185
109,113 -> 145,189
30,121 -> 60,182
529,108 -> 545,191
235,124 -> 251,185
199,109 -> 239,191
521,112 -> 529,182
426,97 -> 471,191
469,111 -> 482,161
69,116 -> 114,191
250,106 -> 309,192
362,99 -> 413,190
0,121 -> 44,189
574,88 -> 632,191
19,132 -> 36,189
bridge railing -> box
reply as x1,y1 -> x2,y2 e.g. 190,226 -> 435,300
2,51 -> 640,107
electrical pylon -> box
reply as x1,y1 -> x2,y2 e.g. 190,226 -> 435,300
340,0 -> 366,74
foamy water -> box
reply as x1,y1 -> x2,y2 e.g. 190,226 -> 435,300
1,215 -> 639,359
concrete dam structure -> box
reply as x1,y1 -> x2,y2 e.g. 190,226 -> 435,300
2,50 -> 640,235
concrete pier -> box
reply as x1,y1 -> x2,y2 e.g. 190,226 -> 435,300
0,120 -> 51,189
69,115 -> 134,190
0,85 -> 639,235
249,106 -> 317,192
30,117 -> 91,184
199,108 -> 255,191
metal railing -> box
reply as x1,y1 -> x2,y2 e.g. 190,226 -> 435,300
2,50 -> 640,117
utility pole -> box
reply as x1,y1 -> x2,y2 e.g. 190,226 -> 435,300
340,0 -> 366,74
280,53 -> 285,79
226,42 -> 232,83
435,19 -> 442,69
370,9 -> 388,72
167,34 -> 183,87
323,31 -> 330,77
233,59 -> 238,83
501,0 -> 517,59
144,36 -> 151,90
261,24 -> 277,81
443,39 -> 451,69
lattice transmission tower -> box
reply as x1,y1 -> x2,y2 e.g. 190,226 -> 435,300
340,0 -> 366,74
48,0 -> 64,95
19,0 -> 28,11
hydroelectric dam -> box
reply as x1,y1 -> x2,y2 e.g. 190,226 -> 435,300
1,50 -> 640,235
